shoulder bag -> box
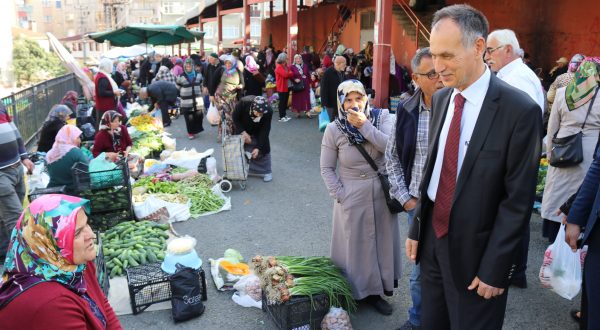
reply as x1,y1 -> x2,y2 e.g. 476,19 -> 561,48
549,87 -> 599,168
354,144 -> 404,214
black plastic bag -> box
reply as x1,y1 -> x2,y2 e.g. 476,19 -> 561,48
169,265 -> 205,322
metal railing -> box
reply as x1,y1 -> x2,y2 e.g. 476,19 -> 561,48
394,0 -> 431,49
1,73 -> 81,149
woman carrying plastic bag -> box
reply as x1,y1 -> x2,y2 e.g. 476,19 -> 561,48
539,223 -> 584,300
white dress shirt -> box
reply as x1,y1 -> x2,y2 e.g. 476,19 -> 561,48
496,58 -> 545,113
427,67 -> 491,202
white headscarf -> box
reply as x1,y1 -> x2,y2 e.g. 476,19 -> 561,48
99,58 -> 120,93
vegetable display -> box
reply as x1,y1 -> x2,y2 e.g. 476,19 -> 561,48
251,255 -> 357,313
80,186 -> 130,212
133,176 -> 179,194
101,220 -> 169,278
179,176 -> 225,216
129,114 -> 161,132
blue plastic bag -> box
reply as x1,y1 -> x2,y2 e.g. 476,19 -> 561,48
89,153 -> 121,188
319,109 -> 330,132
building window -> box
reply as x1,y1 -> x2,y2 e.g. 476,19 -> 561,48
55,1 -> 61,9
44,15 -> 52,23
162,2 -> 184,14
360,11 -> 376,30
203,25 -> 214,38
250,22 -> 261,37
223,26 -> 239,39
42,0 -> 51,7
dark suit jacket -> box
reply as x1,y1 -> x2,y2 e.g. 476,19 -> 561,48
320,66 -> 345,108
408,73 -> 542,289
568,148 -> 600,245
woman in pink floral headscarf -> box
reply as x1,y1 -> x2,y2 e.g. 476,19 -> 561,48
46,125 -> 89,193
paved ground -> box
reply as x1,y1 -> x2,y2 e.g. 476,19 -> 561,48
117,113 -> 580,330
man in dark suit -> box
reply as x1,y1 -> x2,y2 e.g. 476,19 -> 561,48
567,143 -> 600,329
320,55 -> 347,122
405,5 -> 542,329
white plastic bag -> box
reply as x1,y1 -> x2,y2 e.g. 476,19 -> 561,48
164,148 -> 214,170
207,103 -> 220,125
133,195 -> 191,222
232,292 -> 262,309
538,224 -> 583,300
310,88 -> 316,108
321,307 -> 353,330
233,274 -> 261,301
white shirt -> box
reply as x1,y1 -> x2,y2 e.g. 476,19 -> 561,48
427,67 -> 491,202
496,58 -> 545,113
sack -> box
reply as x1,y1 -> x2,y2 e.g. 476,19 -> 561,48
206,103 -> 220,125
169,265 -> 205,322
549,132 -> 583,167
354,144 -> 404,214
321,307 -> 353,330
319,109 -> 330,132
538,224 -> 583,300
231,274 -> 262,309
290,79 -> 305,92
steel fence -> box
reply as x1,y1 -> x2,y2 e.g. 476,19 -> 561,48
1,73 -> 82,149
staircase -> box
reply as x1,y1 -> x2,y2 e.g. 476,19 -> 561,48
391,1 -> 439,49
318,5 -> 353,55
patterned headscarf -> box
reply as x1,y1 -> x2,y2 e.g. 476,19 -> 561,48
245,56 -> 259,74
60,91 -> 78,112
224,55 -> 238,75
566,57 -> 600,111
100,110 -> 122,151
250,96 -> 270,120
46,125 -> 82,164
116,62 -> 128,80
183,58 -> 196,81
47,104 -> 72,123
335,79 -> 381,145
0,194 -> 91,307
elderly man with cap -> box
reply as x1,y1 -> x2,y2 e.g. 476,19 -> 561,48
232,95 -> 273,182
203,53 -> 224,106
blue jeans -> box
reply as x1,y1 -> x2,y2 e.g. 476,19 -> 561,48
407,209 -> 422,326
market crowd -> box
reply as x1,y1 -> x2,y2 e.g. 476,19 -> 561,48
0,3 -> 599,330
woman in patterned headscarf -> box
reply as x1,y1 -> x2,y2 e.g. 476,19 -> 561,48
216,55 -> 244,139
60,90 -> 79,115
233,95 -> 273,182
0,194 -> 122,329
290,54 -> 312,118
320,79 -> 400,315
46,125 -> 88,194
176,58 -> 205,139
91,110 -> 132,161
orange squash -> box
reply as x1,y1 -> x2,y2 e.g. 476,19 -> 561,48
220,260 -> 251,275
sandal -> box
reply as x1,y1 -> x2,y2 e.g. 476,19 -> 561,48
306,112 -> 312,118
570,309 -> 581,323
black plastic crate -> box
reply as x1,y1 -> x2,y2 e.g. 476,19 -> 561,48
94,232 -> 110,297
28,185 -> 67,201
72,159 -> 129,191
126,262 -> 207,315
79,185 -> 132,214
88,209 -> 133,232
262,292 -> 330,330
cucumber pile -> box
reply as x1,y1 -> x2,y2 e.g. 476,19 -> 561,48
81,187 -> 131,213
100,221 -> 170,278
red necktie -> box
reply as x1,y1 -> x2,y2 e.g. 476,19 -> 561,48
432,93 -> 465,239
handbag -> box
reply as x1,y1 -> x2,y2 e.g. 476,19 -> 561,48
549,87 -> 598,168
290,79 -> 305,92
354,144 -> 404,214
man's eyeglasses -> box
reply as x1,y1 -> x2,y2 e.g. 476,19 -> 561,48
414,71 -> 440,80
486,45 -> 506,55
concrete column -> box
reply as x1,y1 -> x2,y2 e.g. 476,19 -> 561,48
269,1 -> 273,18
243,0 -> 251,50
217,2 -> 223,52
286,0 -> 297,57
372,0 -> 392,108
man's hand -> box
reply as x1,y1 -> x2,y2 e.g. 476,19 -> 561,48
403,198 -> 418,211
346,108 -> 367,129
251,148 -> 260,159
22,159 -> 34,174
405,239 -> 418,262
565,223 -> 581,252
468,277 -> 505,299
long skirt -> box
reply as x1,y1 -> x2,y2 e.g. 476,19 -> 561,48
245,139 -> 271,174
182,107 -> 204,135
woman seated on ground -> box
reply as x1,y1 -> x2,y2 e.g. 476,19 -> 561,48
232,95 -> 273,182
92,110 -> 132,161
37,104 -> 72,153
0,194 -> 122,329
46,125 -> 89,194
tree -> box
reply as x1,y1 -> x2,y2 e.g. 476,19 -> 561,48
12,38 -> 66,87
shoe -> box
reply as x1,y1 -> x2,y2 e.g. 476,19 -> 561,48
163,122 -> 171,127
396,320 -> 421,330
263,173 -> 272,182
278,117 -> 290,122
188,134 -> 196,140
295,113 -> 301,118
570,309 -> 581,324
364,295 -> 393,316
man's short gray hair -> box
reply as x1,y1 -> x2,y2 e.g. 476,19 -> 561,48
488,29 -> 520,55
411,47 -> 432,72
432,4 -> 489,48
276,53 -> 288,64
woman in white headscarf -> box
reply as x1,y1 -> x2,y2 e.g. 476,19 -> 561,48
94,58 -> 122,130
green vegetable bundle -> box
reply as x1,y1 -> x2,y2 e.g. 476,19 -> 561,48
179,175 -> 225,216
100,220 -> 169,278
133,176 -> 179,194
251,255 -> 357,313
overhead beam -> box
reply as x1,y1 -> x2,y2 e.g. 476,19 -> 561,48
220,8 -> 244,15
200,17 -> 218,23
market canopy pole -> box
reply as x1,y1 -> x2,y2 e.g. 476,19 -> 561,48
243,0 -> 251,50
372,0 -> 392,108
200,21 -> 205,53
217,1 -> 223,53
286,0 -> 297,57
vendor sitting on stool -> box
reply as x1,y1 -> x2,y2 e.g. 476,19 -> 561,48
45,124 -> 89,194
92,110 -> 132,162
139,80 -> 178,127
233,95 -> 273,182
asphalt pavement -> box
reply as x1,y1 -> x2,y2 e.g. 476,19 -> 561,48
117,112 -> 579,330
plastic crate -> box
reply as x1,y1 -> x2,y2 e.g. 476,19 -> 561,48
126,262 -> 207,315
28,185 -> 67,201
88,209 -> 133,232
72,159 -> 129,191
79,185 -> 132,214
94,232 -> 110,297
262,292 -> 330,330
